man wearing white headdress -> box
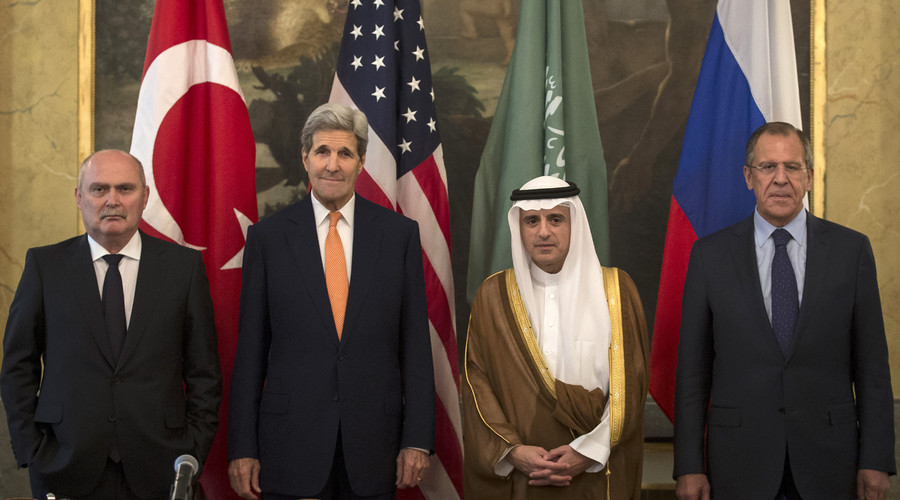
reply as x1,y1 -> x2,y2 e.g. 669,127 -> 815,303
463,176 -> 649,499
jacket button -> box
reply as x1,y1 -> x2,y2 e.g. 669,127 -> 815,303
332,394 -> 339,402
778,408 -> 785,414
108,415 -> 117,422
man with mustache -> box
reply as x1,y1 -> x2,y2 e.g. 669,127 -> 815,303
674,122 -> 895,499
228,103 -> 434,499
1,149 -> 222,499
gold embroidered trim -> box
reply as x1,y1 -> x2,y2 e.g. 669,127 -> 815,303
603,266 -> 625,447
464,319 -> 511,445
505,268 -> 557,397
464,270 -> 512,445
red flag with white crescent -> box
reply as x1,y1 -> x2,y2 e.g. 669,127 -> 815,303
130,1 -> 257,498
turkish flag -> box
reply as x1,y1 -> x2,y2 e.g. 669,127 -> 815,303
130,1 -> 257,498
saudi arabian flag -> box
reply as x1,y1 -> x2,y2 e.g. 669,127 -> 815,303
466,0 -> 610,301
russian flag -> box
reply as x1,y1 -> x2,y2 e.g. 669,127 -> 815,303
649,0 -> 802,421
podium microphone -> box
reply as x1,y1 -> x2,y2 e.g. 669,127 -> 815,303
170,454 -> 199,500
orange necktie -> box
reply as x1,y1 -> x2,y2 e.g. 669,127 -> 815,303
325,211 -> 349,339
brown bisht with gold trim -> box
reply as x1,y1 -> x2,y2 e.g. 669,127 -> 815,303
463,268 -> 649,499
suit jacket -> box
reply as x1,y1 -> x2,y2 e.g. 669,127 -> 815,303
673,213 -> 895,499
228,194 -> 435,497
0,231 -> 222,498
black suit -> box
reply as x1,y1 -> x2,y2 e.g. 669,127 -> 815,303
1,232 -> 222,498
674,213 -> 895,499
228,195 -> 435,496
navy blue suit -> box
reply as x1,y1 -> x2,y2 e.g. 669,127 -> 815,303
674,214 -> 895,498
228,194 -> 435,496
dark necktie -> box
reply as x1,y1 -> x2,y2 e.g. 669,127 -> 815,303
771,228 -> 798,357
102,254 -> 126,363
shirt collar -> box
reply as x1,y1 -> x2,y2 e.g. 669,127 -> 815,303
311,193 -> 356,229
87,230 -> 142,262
529,260 -> 560,286
753,208 -> 807,249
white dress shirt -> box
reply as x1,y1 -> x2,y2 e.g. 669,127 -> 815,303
311,194 -> 355,281
87,231 -> 142,328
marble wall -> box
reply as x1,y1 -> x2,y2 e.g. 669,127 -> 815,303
822,0 -> 900,393
1,1 -> 81,336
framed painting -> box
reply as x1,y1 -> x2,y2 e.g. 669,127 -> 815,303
80,0 -> 818,436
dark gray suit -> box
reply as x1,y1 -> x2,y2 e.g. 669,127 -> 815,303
674,213 -> 895,499
1,232 -> 221,498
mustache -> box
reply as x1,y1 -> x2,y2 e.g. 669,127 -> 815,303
100,208 -> 127,219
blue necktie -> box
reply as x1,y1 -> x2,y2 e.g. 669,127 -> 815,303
771,228 -> 798,357
102,254 -> 126,363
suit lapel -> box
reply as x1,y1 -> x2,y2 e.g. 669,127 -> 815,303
341,197 -> 381,345
120,232 -> 165,368
730,216 -> 783,354
794,214 -> 829,350
68,235 -> 117,367
286,198 -> 339,344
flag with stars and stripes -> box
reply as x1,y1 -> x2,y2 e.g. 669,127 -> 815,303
328,1 -> 462,499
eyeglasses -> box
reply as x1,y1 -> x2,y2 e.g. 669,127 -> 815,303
746,162 -> 809,177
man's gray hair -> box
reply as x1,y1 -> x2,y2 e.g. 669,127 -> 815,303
300,103 -> 369,157
745,121 -> 813,170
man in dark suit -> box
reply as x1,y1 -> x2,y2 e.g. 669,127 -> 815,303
227,103 -> 435,499
1,149 -> 222,499
673,122 -> 895,499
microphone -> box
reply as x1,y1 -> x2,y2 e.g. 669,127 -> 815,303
170,454 -> 199,500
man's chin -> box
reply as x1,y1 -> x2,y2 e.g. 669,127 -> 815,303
99,219 -> 133,233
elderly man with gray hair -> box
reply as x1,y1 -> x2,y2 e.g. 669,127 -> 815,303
228,103 -> 435,499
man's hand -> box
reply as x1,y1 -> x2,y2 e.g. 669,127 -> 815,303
508,445 -> 571,486
228,457 -> 261,500
676,473 -> 710,500
530,444 -> 595,486
857,469 -> 890,500
396,448 -> 429,489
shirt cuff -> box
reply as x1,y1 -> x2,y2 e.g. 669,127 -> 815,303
569,402 -> 611,472
494,445 -> 516,476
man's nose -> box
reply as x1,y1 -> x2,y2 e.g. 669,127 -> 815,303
325,154 -> 339,171
106,189 -> 120,205
772,165 -> 790,183
537,220 -> 551,237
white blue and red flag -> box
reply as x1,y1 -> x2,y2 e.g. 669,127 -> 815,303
329,1 -> 462,498
649,0 -> 802,421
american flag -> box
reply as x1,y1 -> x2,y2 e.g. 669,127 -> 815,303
328,1 -> 462,498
